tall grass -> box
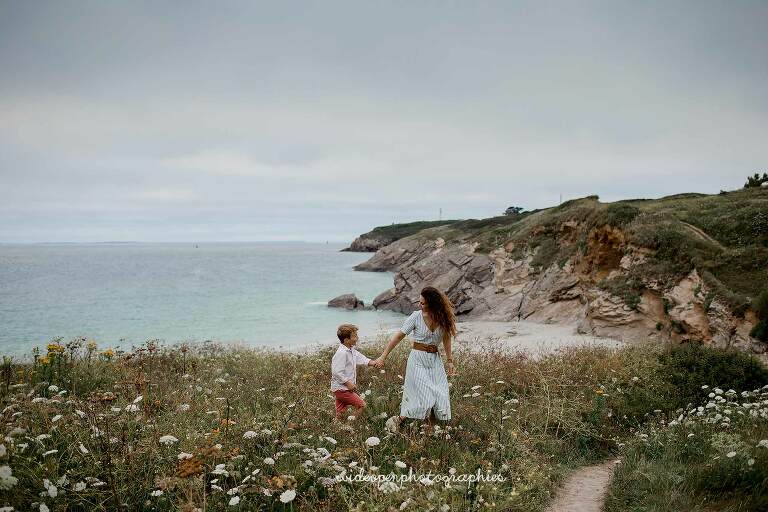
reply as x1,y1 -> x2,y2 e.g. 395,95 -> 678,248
0,338 -> 766,511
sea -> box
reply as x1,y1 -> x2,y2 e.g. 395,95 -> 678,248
0,242 -> 405,358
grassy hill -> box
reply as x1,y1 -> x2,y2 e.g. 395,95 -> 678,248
371,188 -> 768,320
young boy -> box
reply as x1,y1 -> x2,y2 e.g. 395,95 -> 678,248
331,324 -> 381,420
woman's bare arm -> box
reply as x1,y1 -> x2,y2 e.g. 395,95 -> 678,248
443,337 -> 456,376
375,331 -> 406,364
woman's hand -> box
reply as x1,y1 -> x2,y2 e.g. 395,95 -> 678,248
446,361 -> 457,377
372,357 -> 385,368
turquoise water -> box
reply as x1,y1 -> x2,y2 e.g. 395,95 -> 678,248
0,243 -> 403,357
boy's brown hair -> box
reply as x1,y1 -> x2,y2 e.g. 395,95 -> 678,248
337,324 -> 358,343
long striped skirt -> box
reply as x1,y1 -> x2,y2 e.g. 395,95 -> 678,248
400,349 -> 451,420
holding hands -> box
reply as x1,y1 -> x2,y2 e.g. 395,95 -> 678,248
369,358 -> 385,369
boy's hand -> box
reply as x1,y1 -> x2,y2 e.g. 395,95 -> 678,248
369,359 -> 384,369
345,382 -> 357,391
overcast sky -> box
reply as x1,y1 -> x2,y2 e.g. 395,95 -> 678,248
1,1 -> 766,243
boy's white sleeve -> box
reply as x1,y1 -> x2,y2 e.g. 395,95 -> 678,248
331,350 -> 348,382
353,349 -> 371,366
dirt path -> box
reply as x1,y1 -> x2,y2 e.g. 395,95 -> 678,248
545,460 -> 618,512
681,222 -> 722,247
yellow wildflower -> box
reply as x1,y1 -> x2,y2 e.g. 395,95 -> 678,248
47,343 -> 65,353
102,349 -> 114,359
38,356 -> 50,365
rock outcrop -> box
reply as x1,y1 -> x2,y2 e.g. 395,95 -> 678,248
342,235 -> 391,253
353,218 -> 766,354
327,294 -> 366,310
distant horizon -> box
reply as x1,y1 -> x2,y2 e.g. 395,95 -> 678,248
0,240 -> 351,245
0,182 -> 755,244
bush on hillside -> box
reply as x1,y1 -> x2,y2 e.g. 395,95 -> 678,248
595,203 -> 641,228
658,343 -> 768,410
750,289 -> 768,341
744,172 -> 768,188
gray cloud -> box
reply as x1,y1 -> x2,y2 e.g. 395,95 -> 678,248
1,0 -> 766,242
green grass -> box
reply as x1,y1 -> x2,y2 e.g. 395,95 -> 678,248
1,339 -> 766,511
362,221 -> 461,245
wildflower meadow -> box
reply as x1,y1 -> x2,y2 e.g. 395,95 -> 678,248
1,337 -> 766,511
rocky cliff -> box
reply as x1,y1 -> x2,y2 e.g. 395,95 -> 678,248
354,189 -> 768,354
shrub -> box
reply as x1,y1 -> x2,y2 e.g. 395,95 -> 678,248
750,289 -> 768,341
595,203 -> 641,228
658,343 -> 768,410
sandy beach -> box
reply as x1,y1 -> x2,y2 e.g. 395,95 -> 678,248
287,319 -> 624,358
453,320 -> 624,358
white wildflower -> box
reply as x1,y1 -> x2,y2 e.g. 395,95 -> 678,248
263,457 -> 275,465
726,451 -> 736,458
159,435 -> 178,446
279,489 -> 296,503
78,443 -> 89,454
51,415 -> 62,423
178,452 -> 193,460
379,481 -> 400,493
228,496 -> 240,506
0,466 -> 19,491
395,460 -> 407,469
243,431 -> 258,439
74,481 -> 87,491
365,436 -> 381,447
211,464 -> 229,476
43,479 -> 58,497
150,490 -> 163,496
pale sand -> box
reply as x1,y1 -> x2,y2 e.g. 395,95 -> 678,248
454,320 -> 624,358
286,319 -> 624,357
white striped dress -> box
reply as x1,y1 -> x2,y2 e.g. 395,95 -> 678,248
399,310 -> 451,420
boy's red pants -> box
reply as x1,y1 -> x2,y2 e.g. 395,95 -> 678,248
334,390 -> 365,416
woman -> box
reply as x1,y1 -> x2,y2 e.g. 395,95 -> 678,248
373,286 -> 457,432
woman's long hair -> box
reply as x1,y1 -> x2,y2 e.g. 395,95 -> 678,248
421,286 -> 457,344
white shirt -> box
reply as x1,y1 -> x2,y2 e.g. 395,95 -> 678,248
330,344 -> 371,392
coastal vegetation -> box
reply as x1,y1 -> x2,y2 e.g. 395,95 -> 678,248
1,337 -> 766,511
370,187 -> 768,323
